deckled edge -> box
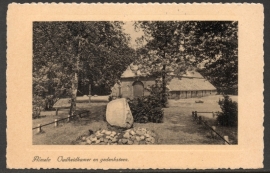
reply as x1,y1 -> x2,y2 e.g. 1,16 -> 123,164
8,2 -> 264,5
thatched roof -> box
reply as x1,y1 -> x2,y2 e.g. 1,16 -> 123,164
168,77 -> 216,91
121,64 -> 203,78
120,64 -> 216,91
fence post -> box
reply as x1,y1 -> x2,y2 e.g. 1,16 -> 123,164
224,136 -> 229,145
212,112 -> 215,118
67,115 -> 70,122
211,126 -> 216,138
192,111 -> 194,118
195,111 -> 197,120
55,119 -> 58,127
37,124 -> 41,133
89,84 -> 91,103
198,116 -> 202,124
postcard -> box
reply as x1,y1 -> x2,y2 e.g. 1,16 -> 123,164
7,3 -> 264,169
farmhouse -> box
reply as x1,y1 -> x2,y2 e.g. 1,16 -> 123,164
168,71 -> 217,99
111,65 -> 217,99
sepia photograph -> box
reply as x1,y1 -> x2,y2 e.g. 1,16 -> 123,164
32,21 -> 238,145
7,4 -> 263,169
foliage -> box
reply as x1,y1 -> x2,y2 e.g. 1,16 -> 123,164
217,95 -> 238,127
32,95 -> 45,118
133,21 -> 238,104
128,84 -> 164,123
108,95 -> 113,102
44,95 -> 58,110
134,21 -> 191,107
33,22 -> 135,112
193,22 -> 238,94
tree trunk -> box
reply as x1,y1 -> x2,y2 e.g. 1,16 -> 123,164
161,38 -> 168,108
69,38 -> 81,115
69,72 -> 78,115
88,83 -> 91,103
161,64 -> 167,107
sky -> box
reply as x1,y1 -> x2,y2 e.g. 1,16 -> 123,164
122,21 -> 144,48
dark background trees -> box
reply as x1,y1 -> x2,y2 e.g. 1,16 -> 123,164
134,21 -> 192,107
134,21 -> 238,107
193,21 -> 238,95
33,21 -> 135,113
33,20 -> 238,114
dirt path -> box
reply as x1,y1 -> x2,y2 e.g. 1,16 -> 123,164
134,107 -> 223,145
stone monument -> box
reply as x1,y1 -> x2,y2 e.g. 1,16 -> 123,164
106,98 -> 134,128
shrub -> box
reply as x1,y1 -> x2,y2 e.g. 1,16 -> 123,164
217,95 -> 238,127
128,85 -> 164,123
128,96 -> 164,123
108,95 -> 113,102
32,95 -> 45,119
44,95 -> 55,110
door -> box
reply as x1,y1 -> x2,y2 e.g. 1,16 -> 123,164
133,81 -> 144,97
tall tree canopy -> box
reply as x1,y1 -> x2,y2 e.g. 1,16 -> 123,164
33,21 -> 135,112
134,21 -> 238,105
192,21 -> 238,94
134,21 -> 191,106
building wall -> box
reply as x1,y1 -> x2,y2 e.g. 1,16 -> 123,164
180,91 -> 186,99
112,77 -> 217,99
111,77 -> 156,99
202,90 -> 217,96
168,90 -> 217,100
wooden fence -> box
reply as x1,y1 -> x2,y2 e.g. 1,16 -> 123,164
192,111 -> 231,145
32,110 -> 89,133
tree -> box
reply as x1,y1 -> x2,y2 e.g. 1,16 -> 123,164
192,22 -> 238,94
217,95 -> 238,126
133,21 -> 238,106
134,21 -> 193,107
33,22 -> 134,115
33,22 -> 75,111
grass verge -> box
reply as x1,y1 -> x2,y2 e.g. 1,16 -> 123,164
32,95 -> 238,145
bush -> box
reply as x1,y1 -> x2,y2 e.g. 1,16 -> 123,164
108,95 -> 113,102
128,96 -> 164,123
44,95 -> 55,110
128,85 -> 164,123
33,94 -> 59,118
217,95 -> 238,127
32,95 -> 45,119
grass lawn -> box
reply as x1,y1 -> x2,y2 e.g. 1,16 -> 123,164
32,95 -> 238,145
